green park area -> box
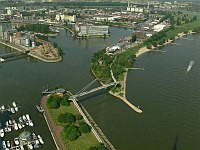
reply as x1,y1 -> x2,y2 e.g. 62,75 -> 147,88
46,94 -> 106,150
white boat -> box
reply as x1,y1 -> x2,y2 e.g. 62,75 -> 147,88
8,127 -> 11,132
0,129 -> 4,137
10,107 -> 15,113
20,145 -> 24,150
187,60 -> 195,72
12,101 -> 17,107
14,138 -> 20,145
28,121 -> 34,127
1,105 -> 5,110
35,139 -> 40,145
14,106 -> 18,112
38,135 -> 44,145
8,120 -> 12,125
27,143 -> 33,150
36,105 -> 45,113
14,123 -> 18,130
26,114 -> 30,120
6,121 -> 9,126
4,126 -> 11,132
32,133 -> 37,140
22,115 -> 27,121
21,124 -> 25,128
0,58 -> 5,62
6,141 -> 11,148
2,141 -> 7,149
19,117 -> 23,123
18,123 -> 22,129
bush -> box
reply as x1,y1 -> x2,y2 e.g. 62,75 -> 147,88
79,122 -> 91,133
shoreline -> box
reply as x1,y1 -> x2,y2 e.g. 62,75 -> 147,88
41,96 -> 65,150
135,30 -> 196,58
91,70 -> 142,113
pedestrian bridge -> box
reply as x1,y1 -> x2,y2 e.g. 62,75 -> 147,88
69,80 -> 120,101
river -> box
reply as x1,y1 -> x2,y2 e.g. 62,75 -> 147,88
1,28 -> 200,150
0,27 -> 130,150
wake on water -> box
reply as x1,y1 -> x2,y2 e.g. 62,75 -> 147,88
186,60 -> 195,73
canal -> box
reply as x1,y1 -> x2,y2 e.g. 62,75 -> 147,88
1,28 -> 200,150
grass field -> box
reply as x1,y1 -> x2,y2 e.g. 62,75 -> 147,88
48,103 -> 99,150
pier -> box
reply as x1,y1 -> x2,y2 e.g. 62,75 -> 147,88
171,43 -> 180,45
70,97 -> 116,150
80,104 -> 116,150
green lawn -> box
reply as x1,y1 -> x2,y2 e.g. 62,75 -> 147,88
48,103 -> 99,150
49,104 -> 79,124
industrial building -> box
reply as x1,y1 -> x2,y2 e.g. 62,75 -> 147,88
78,25 -> 109,37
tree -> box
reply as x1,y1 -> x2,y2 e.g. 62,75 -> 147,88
57,114 -> 67,123
47,95 -> 62,109
76,114 -> 83,120
66,113 -> 76,123
96,143 -> 107,150
131,35 -> 136,42
88,143 -> 107,150
79,122 -> 91,133
63,124 -> 81,141
61,95 -> 70,107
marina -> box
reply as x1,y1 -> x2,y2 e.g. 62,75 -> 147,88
0,102 -> 20,114
1,131 -> 44,150
0,101 -> 45,150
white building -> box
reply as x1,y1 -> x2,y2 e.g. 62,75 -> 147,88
78,25 -> 109,36
55,14 -> 76,22
93,16 -> 121,21
153,24 -> 166,32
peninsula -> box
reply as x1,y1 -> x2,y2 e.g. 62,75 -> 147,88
91,12 -> 200,113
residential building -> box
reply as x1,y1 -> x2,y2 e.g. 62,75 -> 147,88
0,21 -> 12,39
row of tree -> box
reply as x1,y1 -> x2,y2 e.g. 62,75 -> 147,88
47,94 -> 70,109
63,121 -> 91,141
88,143 -> 107,150
17,24 -> 50,34
57,112 -> 83,124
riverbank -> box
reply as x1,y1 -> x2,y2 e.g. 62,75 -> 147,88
41,96 -> 65,150
135,30 -> 196,58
